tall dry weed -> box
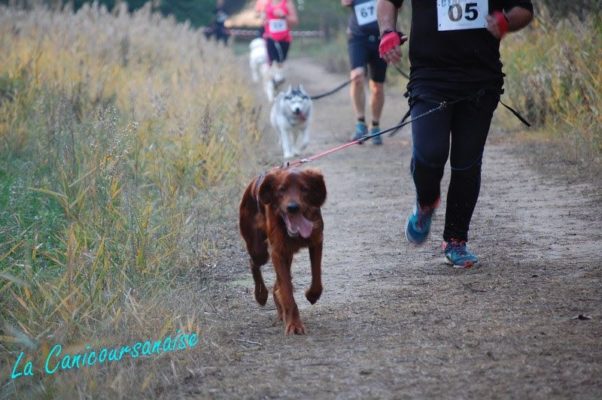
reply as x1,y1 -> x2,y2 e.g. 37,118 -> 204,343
500,7 -> 601,165
0,2 -> 260,397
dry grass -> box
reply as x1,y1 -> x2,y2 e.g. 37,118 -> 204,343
499,7 -> 601,168
0,3 -> 260,398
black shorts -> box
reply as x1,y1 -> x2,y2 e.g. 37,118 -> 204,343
266,39 -> 290,64
347,34 -> 387,83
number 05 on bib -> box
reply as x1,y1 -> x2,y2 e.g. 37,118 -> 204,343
437,0 -> 488,31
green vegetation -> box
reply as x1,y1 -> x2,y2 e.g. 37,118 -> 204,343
0,2 -> 259,397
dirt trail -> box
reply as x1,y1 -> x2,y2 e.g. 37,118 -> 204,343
175,58 -> 601,399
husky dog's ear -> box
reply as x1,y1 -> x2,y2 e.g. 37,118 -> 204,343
299,84 -> 306,94
286,85 -> 292,94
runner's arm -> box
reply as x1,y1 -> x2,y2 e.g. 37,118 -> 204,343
287,0 -> 299,26
504,6 -> 534,32
341,0 -> 353,7
377,0 -> 402,63
377,0 -> 401,34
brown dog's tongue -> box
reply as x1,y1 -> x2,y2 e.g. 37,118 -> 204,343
289,214 -> 314,238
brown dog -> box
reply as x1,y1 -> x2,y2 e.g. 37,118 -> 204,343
239,167 -> 327,335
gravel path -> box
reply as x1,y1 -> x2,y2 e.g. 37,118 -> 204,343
173,58 -> 602,400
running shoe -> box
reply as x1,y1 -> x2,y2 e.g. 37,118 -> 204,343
352,121 -> 368,143
443,239 -> 478,269
370,126 -> 383,145
404,199 -> 439,245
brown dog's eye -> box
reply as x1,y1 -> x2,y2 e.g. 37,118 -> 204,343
300,185 -> 308,193
278,186 -> 286,194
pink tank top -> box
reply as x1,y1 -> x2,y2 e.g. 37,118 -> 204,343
265,0 -> 292,42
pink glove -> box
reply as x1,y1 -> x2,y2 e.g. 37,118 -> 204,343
492,11 -> 509,38
378,30 -> 407,58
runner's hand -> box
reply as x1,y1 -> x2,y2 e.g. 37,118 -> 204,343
486,11 -> 509,39
379,31 -> 407,64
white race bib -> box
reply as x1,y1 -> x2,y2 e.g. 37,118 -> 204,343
354,0 -> 377,26
437,0 -> 488,31
269,19 -> 288,33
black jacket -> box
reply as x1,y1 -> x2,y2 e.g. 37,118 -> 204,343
386,0 -> 533,92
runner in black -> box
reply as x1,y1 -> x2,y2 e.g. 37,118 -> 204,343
377,0 -> 533,268
342,0 -> 390,145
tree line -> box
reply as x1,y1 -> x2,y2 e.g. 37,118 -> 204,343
1,0 -> 598,30
0,0 -> 247,26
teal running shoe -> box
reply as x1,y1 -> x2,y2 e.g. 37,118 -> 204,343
404,199 -> 439,245
443,239 -> 478,269
370,126 -> 383,145
352,121 -> 368,143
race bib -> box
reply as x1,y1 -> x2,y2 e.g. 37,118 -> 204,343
437,0 -> 488,31
354,0 -> 377,26
269,19 -> 288,33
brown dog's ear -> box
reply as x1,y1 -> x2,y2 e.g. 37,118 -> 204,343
258,173 -> 276,205
303,169 -> 327,208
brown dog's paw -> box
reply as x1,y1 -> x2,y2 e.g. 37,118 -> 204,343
305,286 -> 322,305
285,320 -> 306,335
254,284 -> 268,306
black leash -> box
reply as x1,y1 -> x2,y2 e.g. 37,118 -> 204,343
499,100 -> 531,127
387,90 -> 531,137
286,99 -> 450,167
298,68 -> 531,163
309,78 -> 353,100
310,63 -> 409,101
387,93 -> 480,138
308,63 -> 408,101
392,64 -> 410,80
391,63 -> 531,129
286,90 -> 530,168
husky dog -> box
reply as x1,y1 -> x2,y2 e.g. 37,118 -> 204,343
249,37 -> 268,84
270,85 -> 313,159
